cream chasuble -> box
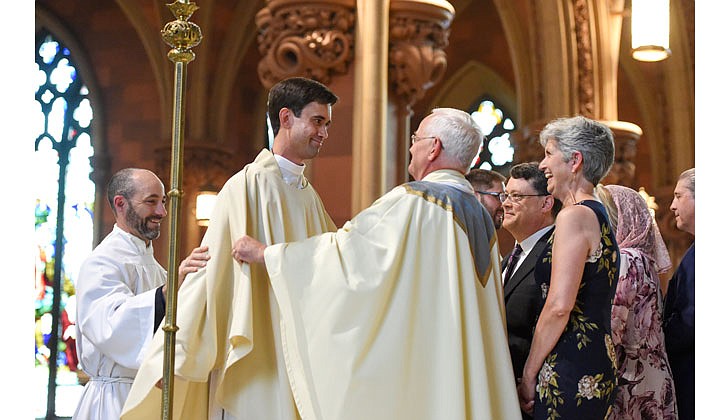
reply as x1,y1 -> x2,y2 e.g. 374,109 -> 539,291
121,149 -> 335,420
265,170 -> 520,420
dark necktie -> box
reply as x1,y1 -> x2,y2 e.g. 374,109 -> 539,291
504,244 -> 523,284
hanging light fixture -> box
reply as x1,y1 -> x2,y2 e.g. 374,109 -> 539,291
195,186 -> 218,227
631,0 -> 671,62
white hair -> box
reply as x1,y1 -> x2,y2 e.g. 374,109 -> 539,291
426,107 -> 483,171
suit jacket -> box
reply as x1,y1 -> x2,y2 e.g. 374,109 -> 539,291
663,242 -> 695,420
502,227 -> 553,383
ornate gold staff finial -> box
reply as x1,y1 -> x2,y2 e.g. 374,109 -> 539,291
161,1 -> 202,63
159,1 -> 202,419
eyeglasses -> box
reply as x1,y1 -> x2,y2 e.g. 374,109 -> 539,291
411,134 -> 437,146
500,192 -> 549,203
474,191 -> 505,201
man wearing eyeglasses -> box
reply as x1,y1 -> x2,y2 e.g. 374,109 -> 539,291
465,169 -> 507,229
231,107 -> 520,419
500,162 -> 561,420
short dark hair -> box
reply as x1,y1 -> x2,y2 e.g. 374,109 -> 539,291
465,168 -> 506,188
509,162 -> 562,217
267,77 -> 339,136
106,168 -> 140,215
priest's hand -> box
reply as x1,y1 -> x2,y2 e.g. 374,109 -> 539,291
232,235 -> 266,264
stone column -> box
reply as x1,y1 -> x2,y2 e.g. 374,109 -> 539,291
351,0 -> 390,212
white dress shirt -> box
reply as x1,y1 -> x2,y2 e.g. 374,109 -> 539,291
510,224 -> 554,276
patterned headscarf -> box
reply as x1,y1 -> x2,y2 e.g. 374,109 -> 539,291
604,184 -> 672,274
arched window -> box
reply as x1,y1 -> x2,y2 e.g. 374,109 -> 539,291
34,30 -> 94,418
469,97 -> 515,175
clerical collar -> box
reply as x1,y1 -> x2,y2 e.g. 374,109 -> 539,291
274,154 -> 306,188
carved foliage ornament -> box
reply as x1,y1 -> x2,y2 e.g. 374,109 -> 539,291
389,8 -> 453,107
256,0 -> 355,89
389,17 -> 450,106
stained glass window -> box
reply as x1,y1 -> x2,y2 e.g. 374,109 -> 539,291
35,30 -> 95,418
469,98 -> 516,174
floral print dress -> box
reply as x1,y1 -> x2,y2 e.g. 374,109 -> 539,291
533,200 -> 620,420
608,248 -> 677,419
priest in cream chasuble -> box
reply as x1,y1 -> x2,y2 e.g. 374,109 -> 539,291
233,108 -> 521,420
121,149 -> 335,420
123,76 -> 340,420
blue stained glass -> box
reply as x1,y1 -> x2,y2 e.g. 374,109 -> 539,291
39,39 -> 59,64
50,58 -> 76,93
35,30 -> 95,418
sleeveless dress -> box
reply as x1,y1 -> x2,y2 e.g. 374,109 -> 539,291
533,200 -> 620,420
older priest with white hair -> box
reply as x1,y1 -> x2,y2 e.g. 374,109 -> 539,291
233,107 -> 521,420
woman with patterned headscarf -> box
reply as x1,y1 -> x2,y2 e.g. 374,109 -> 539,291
597,184 -> 677,419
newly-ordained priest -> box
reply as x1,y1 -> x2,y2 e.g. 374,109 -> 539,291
121,77 -> 339,419
233,107 -> 521,420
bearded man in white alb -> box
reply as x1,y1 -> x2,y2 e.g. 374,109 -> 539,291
73,168 -> 208,420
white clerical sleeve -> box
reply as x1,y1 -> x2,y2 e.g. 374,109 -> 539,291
76,255 -> 160,370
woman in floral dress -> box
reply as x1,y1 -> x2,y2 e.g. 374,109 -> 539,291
517,116 -> 619,420
598,184 -> 677,419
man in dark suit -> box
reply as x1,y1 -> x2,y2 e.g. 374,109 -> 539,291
663,168 -> 695,420
500,162 -> 561,419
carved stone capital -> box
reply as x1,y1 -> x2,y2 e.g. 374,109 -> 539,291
154,142 -> 234,193
388,0 -> 454,107
256,0 -> 356,89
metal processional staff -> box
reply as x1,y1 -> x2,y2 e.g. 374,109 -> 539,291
159,1 -> 202,418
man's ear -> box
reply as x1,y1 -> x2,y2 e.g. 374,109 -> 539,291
279,107 -> 293,129
427,137 -> 444,162
542,194 -> 555,212
113,195 -> 126,214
